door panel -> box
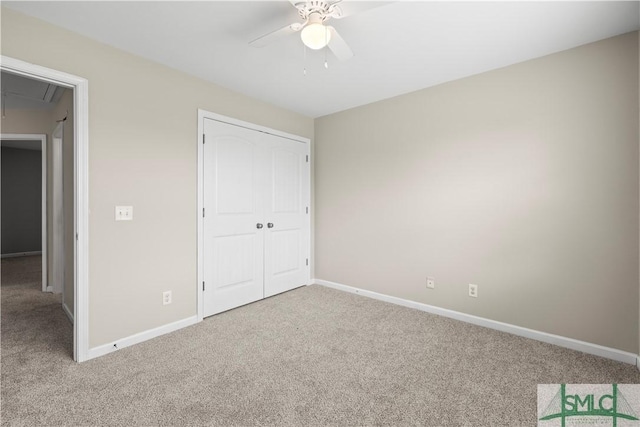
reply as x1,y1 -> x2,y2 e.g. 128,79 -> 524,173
215,138 -> 256,214
264,135 -> 310,298
209,233 -> 262,313
271,229 -> 300,275
203,119 -> 265,316
214,234 -> 257,289
272,149 -> 301,214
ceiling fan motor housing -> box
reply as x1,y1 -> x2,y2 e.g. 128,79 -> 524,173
295,0 -> 337,22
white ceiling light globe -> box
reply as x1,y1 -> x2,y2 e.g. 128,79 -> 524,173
301,23 -> 331,50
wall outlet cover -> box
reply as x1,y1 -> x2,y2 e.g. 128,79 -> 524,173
427,277 -> 435,289
469,284 -> 478,298
162,291 -> 172,305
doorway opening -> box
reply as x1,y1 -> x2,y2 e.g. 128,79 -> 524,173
1,56 -> 89,362
0,134 -> 47,292
1,75 -> 73,358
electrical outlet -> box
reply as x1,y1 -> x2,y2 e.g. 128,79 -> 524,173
162,291 -> 172,305
468,284 -> 478,298
426,277 -> 435,289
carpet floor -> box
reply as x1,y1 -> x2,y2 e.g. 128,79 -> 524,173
2,256 -> 639,426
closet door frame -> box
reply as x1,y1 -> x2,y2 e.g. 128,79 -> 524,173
196,109 -> 311,322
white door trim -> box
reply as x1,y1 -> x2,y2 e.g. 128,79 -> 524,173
197,109 -> 311,322
52,124 -> 64,295
1,55 -> 90,362
0,133 -> 47,292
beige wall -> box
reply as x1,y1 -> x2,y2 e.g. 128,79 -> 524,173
1,8 -> 314,348
1,108 -> 54,287
52,89 -> 74,313
315,32 -> 639,353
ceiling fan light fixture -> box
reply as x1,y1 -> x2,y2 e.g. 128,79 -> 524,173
301,23 -> 331,50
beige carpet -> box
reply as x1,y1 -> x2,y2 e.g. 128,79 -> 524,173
2,257 -> 639,426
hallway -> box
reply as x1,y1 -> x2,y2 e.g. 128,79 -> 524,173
1,254 -> 72,363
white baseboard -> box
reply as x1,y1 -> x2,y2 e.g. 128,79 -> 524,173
1,251 -> 42,259
45,283 -> 62,294
86,315 -> 198,361
314,279 -> 638,366
62,302 -> 74,324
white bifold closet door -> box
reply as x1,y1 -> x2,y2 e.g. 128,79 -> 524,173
203,118 -> 310,317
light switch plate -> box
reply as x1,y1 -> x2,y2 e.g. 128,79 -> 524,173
115,206 -> 133,221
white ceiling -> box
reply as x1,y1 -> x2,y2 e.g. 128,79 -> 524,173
5,1 -> 639,118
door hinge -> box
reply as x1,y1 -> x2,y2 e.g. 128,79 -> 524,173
306,258 -> 309,266
306,155 -> 309,163
202,134 -> 205,144
76,233 -> 78,241
306,206 -> 309,214
203,208 -> 205,217
203,281 -> 205,291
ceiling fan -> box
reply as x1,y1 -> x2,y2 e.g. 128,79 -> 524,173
249,0 -> 383,61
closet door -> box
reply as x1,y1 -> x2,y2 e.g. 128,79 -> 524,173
202,119 -> 265,316
263,133 -> 310,297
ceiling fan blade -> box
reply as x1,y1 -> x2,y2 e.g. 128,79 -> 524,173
329,1 -> 392,19
327,26 -> 353,61
249,23 -> 303,48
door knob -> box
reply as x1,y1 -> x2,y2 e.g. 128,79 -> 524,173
267,223 -> 274,228
256,223 -> 263,229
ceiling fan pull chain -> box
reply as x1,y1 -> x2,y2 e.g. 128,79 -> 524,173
303,45 -> 307,76
324,28 -> 329,69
